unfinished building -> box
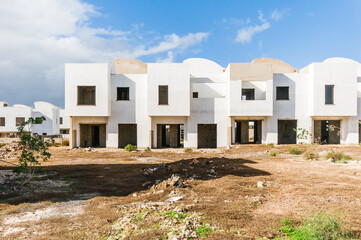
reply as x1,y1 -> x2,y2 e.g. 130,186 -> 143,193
64,57 -> 361,148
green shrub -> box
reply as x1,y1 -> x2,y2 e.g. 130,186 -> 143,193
125,144 -> 137,152
144,146 -> 151,152
288,147 -> 302,155
269,151 -> 279,157
0,143 -> 6,148
184,148 -> 193,153
52,142 -> 61,147
303,150 -> 319,160
61,139 -> 69,146
195,223 -> 214,238
325,150 -> 352,162
268,143 -> 275,147
278,213 -> 357,240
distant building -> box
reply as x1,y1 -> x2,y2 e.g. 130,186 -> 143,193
0,101 -> 69,142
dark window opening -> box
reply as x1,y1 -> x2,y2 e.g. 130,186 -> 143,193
193,92 -> 198,98
325,85 -> 334,104
0,117 -> 5,127
159,85 -> 168,105
60,117 -> 63,125
117,87 -> 129,100
16,117 -> 25,126
276,86 -> 289,100
241,88 -> 255,100
77,86 -> 96,105
60,129 -> 69,134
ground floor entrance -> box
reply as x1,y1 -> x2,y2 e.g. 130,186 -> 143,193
118,124 -> 137,148
156,124 -> 184,148
278,120 -> 297,144
314,120 -> 340,144
198,124 -> 217,148
235,120 -> 262,144
79,124 -> 106,147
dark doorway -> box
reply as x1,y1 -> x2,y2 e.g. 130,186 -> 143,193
157,124 -> 183,148
92,125 -> 100,147
314,120 -> 340,144
118,124 -> 137,148
80,124 -> 106,147
198,124 -> 217,148
278,120 -> 297,144
235,120 -> 262,144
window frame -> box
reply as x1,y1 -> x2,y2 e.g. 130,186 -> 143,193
276,86 -> 290,100
117,87 -> 130,101
241,88 -> 255,100
158,85 -> 169,105
0,117 -> 5,127
77,86 -> 96,106
325,85 -> 334,105
15,117 -> 25,127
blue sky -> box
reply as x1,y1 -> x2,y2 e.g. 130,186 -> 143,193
0,0 -> 360,107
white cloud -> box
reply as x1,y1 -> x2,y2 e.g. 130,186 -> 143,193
156,51 -> 174,63
0,0 -> 209,107
270,8 -> 291,22
236,11 -> 270,44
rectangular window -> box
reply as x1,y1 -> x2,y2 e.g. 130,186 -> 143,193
16,117 -> 25,126
0,117 -> 5,126
241,88 -> 255,100
60,117 -> 63,125
193,92 -> 198,98
276,86 -> 289,100
158,85 -> 168,105
117,87 -> 129,100
77,86 -> 96,105
325,85 -> 334,104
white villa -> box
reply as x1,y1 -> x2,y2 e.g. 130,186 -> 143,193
64,57 -> 361,149
0,101 -> 70,141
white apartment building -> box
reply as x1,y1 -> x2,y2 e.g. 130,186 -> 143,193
65,57 -> 361,149
0,101 -> 70,141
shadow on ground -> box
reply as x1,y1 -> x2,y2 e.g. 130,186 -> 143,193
0,157 -> 270,204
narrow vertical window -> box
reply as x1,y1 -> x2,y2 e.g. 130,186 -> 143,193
159,85 -> 168,105
60,117 -> 63,125
0,117 -> 5,126
325,85 -> 334,104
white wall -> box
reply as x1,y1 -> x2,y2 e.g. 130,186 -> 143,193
65,63 -> 111,117
147,63 -> 190,116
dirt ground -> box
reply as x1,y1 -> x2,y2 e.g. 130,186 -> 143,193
0,144 -> 361,239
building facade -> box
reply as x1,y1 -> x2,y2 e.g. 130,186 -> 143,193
65,57 -> 361,148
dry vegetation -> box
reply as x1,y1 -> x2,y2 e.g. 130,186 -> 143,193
0,144 -> 361,239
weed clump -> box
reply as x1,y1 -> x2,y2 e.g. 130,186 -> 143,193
269,151 -> 279,157
125,144 -> 137,152
288,147 -> 302,155
184,148 -> 193,153
267,143 -> 275,147
61,139 -> 69,146
277,213 -> 357,240
303,150 -> 319,160
325,150 -> 352,163
144,146 -> 151,152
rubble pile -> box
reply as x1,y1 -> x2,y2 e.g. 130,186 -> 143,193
108,203 -> 215,240
0,142 -> 21,159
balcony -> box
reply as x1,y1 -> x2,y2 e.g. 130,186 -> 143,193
229,80 -> 273,116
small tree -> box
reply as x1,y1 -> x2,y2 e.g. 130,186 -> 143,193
293,128 -> 312,144
15,117 -> 53,188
